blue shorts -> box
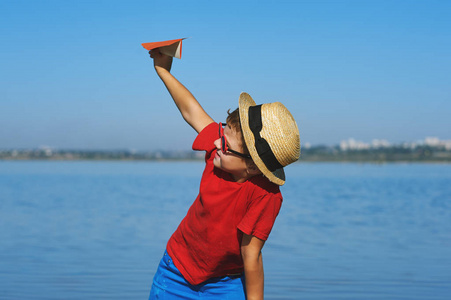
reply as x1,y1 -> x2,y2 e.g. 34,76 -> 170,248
149,250 -> 246,299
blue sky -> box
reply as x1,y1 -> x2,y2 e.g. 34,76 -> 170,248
1,0 -> 450,150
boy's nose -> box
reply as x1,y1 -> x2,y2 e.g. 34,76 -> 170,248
213,138 -> 221,150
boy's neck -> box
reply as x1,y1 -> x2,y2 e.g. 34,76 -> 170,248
231,171 -> 259,183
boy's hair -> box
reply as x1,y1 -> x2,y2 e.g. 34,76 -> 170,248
226,108 -> 250,155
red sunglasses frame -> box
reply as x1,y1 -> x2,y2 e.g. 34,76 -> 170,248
219,123 -> 251,159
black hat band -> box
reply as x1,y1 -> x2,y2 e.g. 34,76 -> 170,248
248,105 -> 283,172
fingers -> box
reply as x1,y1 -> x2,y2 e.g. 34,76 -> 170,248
149,49 -> 160,58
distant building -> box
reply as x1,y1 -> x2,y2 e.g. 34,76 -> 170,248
423,137 -> 451,150
340,137 -> 450,151
340,138 -> 370,151
371,139 -> 391,148
424,137 -> 441,147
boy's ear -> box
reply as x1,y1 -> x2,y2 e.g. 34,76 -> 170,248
247,160 -> 262,175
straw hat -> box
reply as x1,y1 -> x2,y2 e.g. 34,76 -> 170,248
239,92 -> 300,186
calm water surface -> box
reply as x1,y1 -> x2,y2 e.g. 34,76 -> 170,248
0,161 -> 450,299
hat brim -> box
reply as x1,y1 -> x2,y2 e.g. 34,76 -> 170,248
239,92 -> 286,186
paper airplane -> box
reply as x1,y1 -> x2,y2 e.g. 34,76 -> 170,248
141,38 -> 186,59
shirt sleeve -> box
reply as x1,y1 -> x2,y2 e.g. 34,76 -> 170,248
192,122 -> 218,153
237,192 -> 283,241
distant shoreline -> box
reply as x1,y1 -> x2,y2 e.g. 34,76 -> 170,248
1,145 -> 450,163
1,157 -> 450,164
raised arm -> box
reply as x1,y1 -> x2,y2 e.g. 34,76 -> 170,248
150,49 -> 214,133
241,233 -> 265,300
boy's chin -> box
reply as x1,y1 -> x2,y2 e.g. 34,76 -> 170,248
213,158 -> 221,170
213,158 -> 229,174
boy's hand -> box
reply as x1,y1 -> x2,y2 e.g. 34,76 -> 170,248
149,49 -> 173,73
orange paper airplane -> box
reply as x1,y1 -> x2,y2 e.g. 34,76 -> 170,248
141,38 -> 186,59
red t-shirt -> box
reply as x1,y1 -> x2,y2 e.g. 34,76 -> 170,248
166,122 -> 283,285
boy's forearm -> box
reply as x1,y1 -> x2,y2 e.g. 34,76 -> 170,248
243,252 -> 264,300
156,68 -> 196,114
155,68 -> 212,133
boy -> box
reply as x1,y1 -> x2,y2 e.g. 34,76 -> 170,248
148,49 -> 300,300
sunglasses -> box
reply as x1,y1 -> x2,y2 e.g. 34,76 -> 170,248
219,123 -> 252,159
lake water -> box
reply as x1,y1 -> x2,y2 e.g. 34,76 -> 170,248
0,161 -> 450,299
